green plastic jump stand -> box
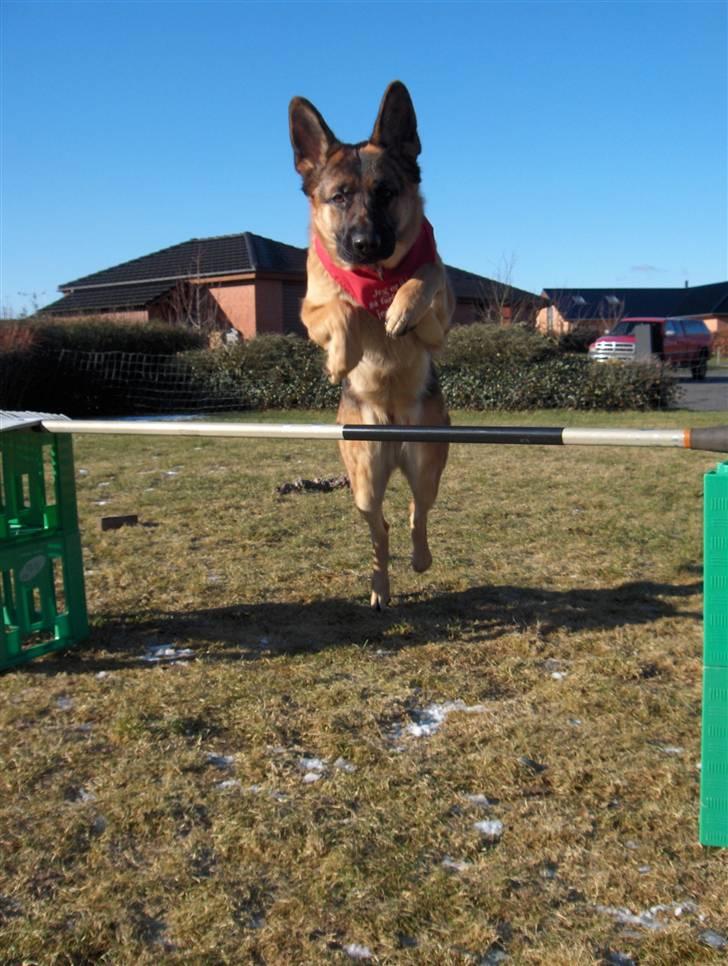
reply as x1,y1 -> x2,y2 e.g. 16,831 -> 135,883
700,460 -> 728,846
0,429 -> 88,670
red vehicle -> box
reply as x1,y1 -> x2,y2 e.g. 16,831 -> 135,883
588,316 -> 712,380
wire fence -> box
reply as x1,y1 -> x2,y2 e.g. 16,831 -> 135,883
6,348 -> 251,416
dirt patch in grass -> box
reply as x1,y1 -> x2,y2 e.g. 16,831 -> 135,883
1,410 -> 726,963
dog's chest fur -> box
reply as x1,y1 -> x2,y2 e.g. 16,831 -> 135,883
306,247 -> 436,419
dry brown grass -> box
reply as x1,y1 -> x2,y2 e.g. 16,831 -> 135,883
1,409 -> 727,964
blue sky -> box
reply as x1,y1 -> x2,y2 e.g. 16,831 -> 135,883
1,0 -> 726,315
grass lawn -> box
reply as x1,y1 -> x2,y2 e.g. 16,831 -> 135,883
1,408 -> 727,964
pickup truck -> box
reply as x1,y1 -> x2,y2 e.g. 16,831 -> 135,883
588,317 -> 712,380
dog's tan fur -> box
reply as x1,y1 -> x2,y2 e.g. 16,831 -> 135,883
289,82 -> 453,607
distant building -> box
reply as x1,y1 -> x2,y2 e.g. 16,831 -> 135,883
42,231 -> 544,335
538,283 -> 728,337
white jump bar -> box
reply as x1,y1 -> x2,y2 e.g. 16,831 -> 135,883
35,419 -> 728,452
41,420 -> 343,440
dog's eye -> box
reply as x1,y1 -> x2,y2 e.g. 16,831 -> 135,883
377,185 -> 396,203
330,192 -> 348,207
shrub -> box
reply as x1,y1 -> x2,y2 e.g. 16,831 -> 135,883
5,317 -> 205,354
557,325 -> 602,354
183,336 -> 340,410
0,321 -> 35,352
440,356 -> 678,411
441,323 -> 557,368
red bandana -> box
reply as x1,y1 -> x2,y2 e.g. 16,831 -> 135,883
314,218 -> 438,320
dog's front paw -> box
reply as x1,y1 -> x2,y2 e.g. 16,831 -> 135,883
385,280 -> 423,338
326,330 -> 362,383
385,305 -> 415,338
327,364 -> 347,385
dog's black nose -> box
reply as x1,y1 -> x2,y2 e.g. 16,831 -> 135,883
351,231 -> 378,261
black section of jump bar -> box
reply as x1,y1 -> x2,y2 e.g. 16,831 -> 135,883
341,425 -> 565,445
691,426 -> 728,453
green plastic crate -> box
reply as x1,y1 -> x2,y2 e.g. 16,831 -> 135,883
703,462 -> 728,669
0,430 -> 79,540
700,666 -> 728,846
0,430 -> 88,670
700,461 -> 728,846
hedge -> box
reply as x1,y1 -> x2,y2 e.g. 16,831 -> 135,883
0,331 -> 678,416
440,322 -> 558,367
183,339 -> 340,410
439,355 -> 677,411
0,318 -> 204,354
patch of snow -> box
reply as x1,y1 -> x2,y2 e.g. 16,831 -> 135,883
302,772 -> 322,784
56,696 -> 73,711
474,819 -> 504,842
441,856 -> 471,872
343,943 -> 372,960
215,779 -> 241,790
700,929 -> 727,950
298,756 -> 326,773
142,645 -> 195,663
595,900 -> 698,931
206,753 -> 234,770
334,757 -> 357,773
659,745 -> 684,756
397,700 -> 486,739
480,948 -> 509,965
464,793 -> 492,808
601,952 -> 635,966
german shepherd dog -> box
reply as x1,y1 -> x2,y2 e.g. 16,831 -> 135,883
289,81 -> 453,609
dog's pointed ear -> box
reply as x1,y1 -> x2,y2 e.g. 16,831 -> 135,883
289,96 -> 338,188
370,81 -> 421,160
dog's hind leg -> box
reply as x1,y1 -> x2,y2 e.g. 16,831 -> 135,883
400,442 -> 448,573
337,390 -> 398,609
362,503 -> 391,610
339,437 -> 395,610
399,396 -> 449,574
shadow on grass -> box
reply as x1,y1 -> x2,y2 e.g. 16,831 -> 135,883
29,578 -> 702,674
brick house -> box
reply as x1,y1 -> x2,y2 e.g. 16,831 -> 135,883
538,282 -> 728,338
41,231 -> 544,335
